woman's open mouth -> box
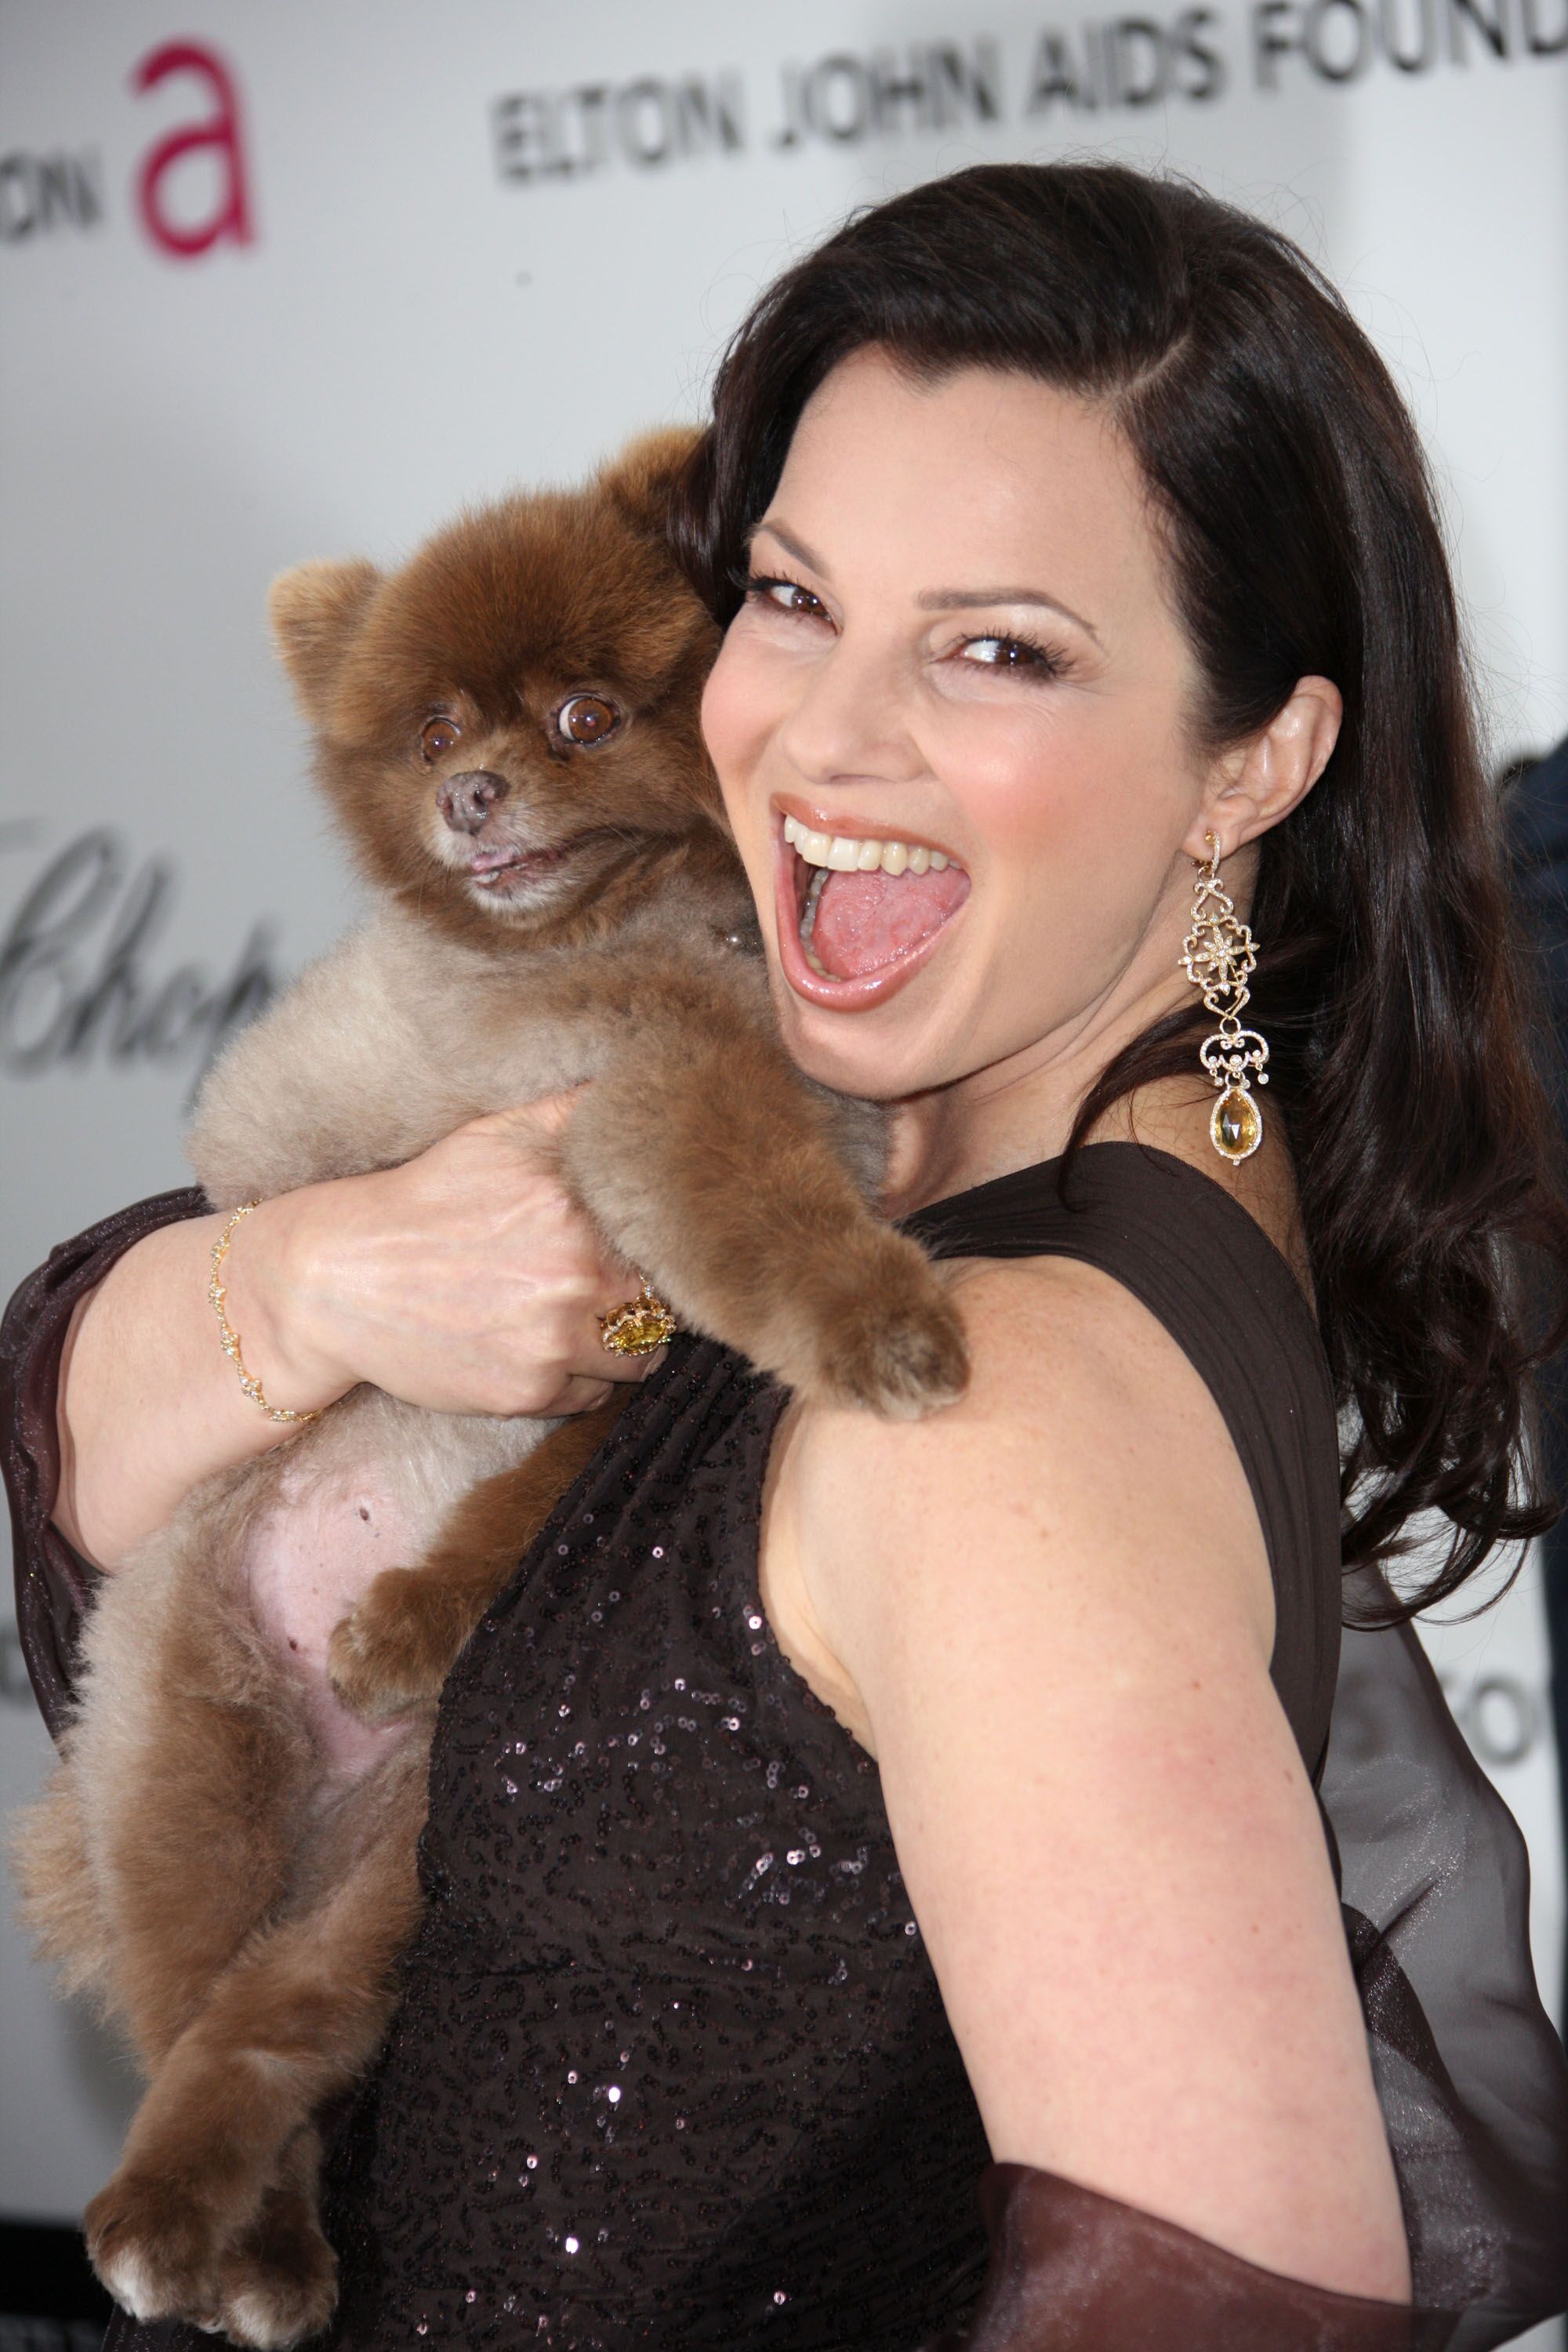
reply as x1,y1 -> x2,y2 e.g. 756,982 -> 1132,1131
773,810 -> 971,1009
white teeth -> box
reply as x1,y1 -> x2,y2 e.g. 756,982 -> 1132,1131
780,811 -> 960,879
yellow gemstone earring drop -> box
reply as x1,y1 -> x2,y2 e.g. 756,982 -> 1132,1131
1180,833 -> 1268,1163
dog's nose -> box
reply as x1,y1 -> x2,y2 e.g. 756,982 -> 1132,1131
437,770 -> 509,834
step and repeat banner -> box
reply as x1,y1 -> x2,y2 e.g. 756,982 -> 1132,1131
2,0 -> 1566,2237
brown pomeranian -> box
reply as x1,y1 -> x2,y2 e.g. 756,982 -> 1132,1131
11,430 -> 967,2348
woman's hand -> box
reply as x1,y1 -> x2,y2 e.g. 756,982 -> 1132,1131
54,1091 -> 655,1570
230,1093 -> 659,1422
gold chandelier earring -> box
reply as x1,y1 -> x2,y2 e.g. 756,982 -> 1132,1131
1180,831 -> 1269,1163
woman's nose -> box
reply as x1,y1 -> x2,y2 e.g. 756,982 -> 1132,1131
773,634 -> 924,793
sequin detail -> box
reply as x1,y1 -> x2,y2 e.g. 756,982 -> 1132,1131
320,1337 -> 991,2349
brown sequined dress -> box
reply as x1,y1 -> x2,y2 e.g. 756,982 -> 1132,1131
5,1145 -> 1568,2350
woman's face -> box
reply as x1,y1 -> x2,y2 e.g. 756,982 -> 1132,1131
700,347 -> 1227,1108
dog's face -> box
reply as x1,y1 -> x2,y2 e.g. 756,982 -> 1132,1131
269,430 -> 727,946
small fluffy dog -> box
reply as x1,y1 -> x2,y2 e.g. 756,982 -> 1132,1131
13,430 -> 967,2348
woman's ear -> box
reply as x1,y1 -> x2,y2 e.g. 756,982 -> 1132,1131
267,559 -> 381,723
1185,675 -> 1343,860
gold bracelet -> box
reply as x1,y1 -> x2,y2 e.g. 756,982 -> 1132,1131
208,1201 -> 322,1426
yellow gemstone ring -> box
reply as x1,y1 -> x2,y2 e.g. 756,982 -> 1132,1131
598,1278 -> 678,1357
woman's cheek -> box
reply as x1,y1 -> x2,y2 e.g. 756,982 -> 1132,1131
700,646 -> 789,943
927,704 -> 1080,864
700,631 -> 771,808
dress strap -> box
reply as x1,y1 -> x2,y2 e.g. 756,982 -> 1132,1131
901,1142 -> 1341,1777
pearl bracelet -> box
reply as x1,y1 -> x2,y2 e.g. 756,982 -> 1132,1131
207,1201 -> 322,1426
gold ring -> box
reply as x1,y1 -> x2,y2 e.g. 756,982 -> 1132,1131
598,1278 -> 678,1357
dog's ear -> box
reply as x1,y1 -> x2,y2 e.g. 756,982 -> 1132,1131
268,559 -> 381,719
596,426 -> 704,539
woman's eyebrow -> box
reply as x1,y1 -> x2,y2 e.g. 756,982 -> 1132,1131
746,518 -> 825,575
914,583 -> 1101,643
747,519 -> 1100,645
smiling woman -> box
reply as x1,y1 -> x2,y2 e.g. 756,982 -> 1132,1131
697,353 -> 1341,1109
9,160 -> 1568,2352
672,163 -> 1568,2340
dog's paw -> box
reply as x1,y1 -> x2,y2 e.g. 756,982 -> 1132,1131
85,2168 -> 229,2329
213,2180 -> 339,2350
806,1234 -> 970,1419
328,1570 -> 449,1720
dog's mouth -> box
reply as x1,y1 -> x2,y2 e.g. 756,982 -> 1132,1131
461,829 -> 618,895
775,809 -> 971,1006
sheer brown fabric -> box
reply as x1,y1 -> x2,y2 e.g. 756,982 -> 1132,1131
921,2166 -> 1461,2350
1323,1584 -> 1568,2343
2,1186 -> 205,1739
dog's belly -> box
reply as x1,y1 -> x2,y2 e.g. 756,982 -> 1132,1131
244,1470 -> 419,1776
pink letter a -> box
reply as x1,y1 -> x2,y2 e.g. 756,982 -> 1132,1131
132,42 -> 255,259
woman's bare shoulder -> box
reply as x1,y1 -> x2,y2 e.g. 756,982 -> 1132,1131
793,1240 -> 1276,1671
760,1240 -> 1273,1759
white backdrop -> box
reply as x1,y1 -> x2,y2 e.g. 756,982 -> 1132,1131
2,0 -> 1565,2302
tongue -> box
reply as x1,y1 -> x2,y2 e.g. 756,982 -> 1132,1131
810,863 -> 970,979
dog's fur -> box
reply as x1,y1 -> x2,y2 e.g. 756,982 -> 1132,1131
11,430 -> 967,2348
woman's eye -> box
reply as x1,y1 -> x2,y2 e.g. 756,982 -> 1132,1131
957,633 -> 1064,676
746,574 -> 828,621
419,716 -> 462,762
558,693 -> 621,745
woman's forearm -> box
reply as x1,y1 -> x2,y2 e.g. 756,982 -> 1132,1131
52,1095 -> 664,1572
53,1192 -> 350,1570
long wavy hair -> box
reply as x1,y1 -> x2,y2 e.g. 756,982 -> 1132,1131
670,160 -> 1568,1616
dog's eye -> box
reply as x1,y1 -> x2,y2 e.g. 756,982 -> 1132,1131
419,716 -> 462,763
558,694 -> 620,746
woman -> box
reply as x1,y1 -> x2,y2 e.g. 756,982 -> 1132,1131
8,162 -> 1568,2350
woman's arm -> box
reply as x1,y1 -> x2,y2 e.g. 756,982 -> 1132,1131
53,1202 -> 317,1569
780,1254 -> 1411,2309
52,1094 -> 654,1572
4,1185 -> 207,1733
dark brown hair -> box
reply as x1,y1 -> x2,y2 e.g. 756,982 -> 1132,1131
670,160 -> 1568,1614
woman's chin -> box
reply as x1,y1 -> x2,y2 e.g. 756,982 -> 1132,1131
765,962 -> 949,1102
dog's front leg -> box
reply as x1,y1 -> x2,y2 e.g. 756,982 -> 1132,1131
327,1399 -> 629,1719
560,983 -> 968,1417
